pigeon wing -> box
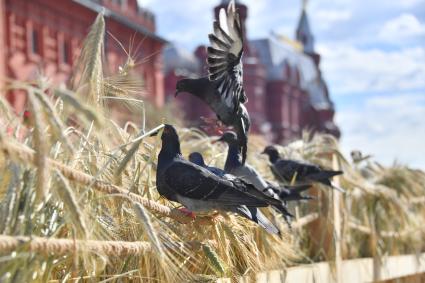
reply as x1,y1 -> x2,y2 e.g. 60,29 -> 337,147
292,161 -> 322,180
207,1 -> 246,112
163,160 -> 267,207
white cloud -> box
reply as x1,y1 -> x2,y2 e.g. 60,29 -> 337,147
318,44 -> 425,95
336,93 -> 425,169
378,13 -> 425,42
397,0 -> 425,8
314,9 -> 352,30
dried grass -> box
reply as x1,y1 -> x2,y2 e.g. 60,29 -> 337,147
0,12 -> 423,283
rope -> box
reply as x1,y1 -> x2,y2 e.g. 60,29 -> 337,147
0,235 -> 151,257
0,235 -> 217,257
0,139 -> 217,225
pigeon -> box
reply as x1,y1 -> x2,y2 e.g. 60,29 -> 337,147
215,132 -> 313,203
262,145 -> 345,193
151,124 -> 281,234
188,151 -> 292,233
188,152 -> 226,177
175,0 -> 250,164
351,150 -> 372,164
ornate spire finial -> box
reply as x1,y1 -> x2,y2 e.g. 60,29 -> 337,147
302,0 -> 309,10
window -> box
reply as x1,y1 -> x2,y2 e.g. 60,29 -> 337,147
30,29 -> 40,54
112,0 -> 126,7
60,40 -> 71,65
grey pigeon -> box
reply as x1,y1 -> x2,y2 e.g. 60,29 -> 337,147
214,133 -> 314,228
151,125 -> 281,234
216,132 -> 313,203
262,145 -> 345,193
175,0 -> 250,164
188,152 -> 280,234
351,150 -> 372,164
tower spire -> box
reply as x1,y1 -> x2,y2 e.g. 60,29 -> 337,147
296,0 -> 315,54
302,0 -> 308,10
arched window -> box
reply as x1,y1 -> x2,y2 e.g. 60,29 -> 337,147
294,67 -> 300,86
283,61 -> 290,80
60,39 -> 72,65
30,29 -> 40,55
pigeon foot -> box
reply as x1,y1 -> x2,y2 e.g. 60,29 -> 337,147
178,207 -> 196,219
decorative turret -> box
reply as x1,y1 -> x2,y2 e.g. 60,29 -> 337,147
296,0 -> 321,66
296,0 -> 315,55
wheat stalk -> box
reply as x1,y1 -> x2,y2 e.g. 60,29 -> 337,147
27,90 -> 49,203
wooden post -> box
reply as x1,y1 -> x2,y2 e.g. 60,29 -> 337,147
332,154 -> 342,283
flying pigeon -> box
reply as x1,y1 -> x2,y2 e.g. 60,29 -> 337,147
151,125 -> 282,234
175,0 -> 250,164
215,132 -> 313,202
262,145 -> 345,193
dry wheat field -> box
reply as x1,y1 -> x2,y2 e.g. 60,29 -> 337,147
0,13 -> 424,282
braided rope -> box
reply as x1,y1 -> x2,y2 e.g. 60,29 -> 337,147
0,235 -> 220,257
0,235 -> 151,257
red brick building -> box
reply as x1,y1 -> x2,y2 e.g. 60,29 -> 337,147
0,0 -> 166,115
164,0 -> 340,143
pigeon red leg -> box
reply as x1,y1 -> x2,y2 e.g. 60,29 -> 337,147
178,207 -> 196,219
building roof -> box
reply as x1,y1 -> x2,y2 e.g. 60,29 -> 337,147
163,45 -> 201,77
250,36 -> 332,110
73,0 -> 167,43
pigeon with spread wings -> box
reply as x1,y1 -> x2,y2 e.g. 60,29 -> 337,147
175,0 -> 250,164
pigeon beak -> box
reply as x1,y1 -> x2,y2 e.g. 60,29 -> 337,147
260,150 -> 266,155
149,130 -> 159,137
149,125 -> 164,137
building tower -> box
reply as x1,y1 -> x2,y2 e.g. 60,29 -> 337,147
296,0 -> 321,67
296,0 -> 315,54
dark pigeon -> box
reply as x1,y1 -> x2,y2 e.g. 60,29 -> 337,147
175,1 -> 250,164
151,125 -> 281,234
188,152 -> 226,177
262,145 -> 345,193
214,133 -> 314,228
216,132 -> 313,203
188,151 -> 282,234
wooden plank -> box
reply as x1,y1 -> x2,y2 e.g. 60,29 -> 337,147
332,154 -> 342,283
217,253 -> 425,283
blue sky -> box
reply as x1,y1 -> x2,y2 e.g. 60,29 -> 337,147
138,0 -> 425,169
